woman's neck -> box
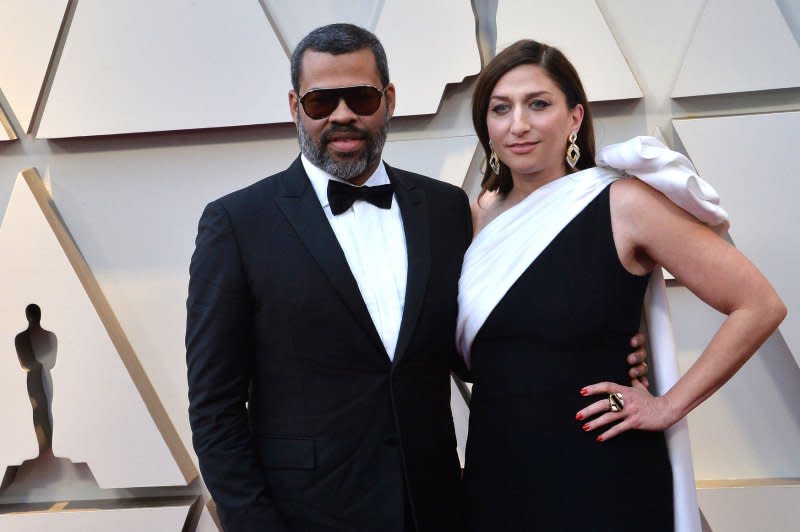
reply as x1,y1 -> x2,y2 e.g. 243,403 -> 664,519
506,165 -> 570,206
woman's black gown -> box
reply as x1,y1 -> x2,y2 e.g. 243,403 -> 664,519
463,186 -> 673,531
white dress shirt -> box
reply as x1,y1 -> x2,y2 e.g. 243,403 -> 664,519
302,155 -> 408,360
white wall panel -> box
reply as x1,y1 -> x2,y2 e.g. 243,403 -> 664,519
37,0 -> 290,138
375,0 -> 480,116
0,172 -> 185,488
0,503 -> 190,531
449,378 -> 470,466
0,0 -> 68,132
777,0 -> 800,43
669,286 -> 800,479
496,0 -> 642,101
697,482 -> 800,532
672,0 -> 800,97
674,112 -> 800,364
383,135 -> 478,187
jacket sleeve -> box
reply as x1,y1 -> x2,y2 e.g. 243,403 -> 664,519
450,188 -> 474,383
186,200 -> 290,531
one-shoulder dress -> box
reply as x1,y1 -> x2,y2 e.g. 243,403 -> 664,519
463,185 -> 673,531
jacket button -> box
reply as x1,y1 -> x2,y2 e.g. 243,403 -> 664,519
384,436 -> 399,447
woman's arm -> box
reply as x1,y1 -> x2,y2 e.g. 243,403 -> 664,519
577,179 -> 786,441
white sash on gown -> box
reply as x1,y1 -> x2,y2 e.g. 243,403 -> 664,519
456,136 -> 729,532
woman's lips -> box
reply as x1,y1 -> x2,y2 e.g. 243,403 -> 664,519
507,142 -> 538,155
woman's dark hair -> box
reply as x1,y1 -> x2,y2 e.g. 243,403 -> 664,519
472,40 -> 596,197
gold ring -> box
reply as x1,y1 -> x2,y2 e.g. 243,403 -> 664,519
641,362 -> 648,374
609,392 -> 624,412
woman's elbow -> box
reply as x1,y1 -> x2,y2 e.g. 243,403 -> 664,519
761,291 -> 787,330
771,297 -> 787,326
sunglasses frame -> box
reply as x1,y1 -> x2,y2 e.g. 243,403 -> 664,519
299,85 -> 387,120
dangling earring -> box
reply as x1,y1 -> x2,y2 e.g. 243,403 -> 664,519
488,140 -> 501,175
566,131 -> 580,169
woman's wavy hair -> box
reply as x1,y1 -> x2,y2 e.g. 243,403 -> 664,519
472,40 -> 596,197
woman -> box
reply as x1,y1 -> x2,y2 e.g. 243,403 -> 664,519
457,40 -> 785,531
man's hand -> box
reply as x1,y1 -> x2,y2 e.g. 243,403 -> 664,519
626,333 -> 649,388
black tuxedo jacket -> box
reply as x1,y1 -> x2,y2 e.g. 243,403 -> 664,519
186,157 -> 471,531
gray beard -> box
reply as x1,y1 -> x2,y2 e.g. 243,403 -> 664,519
297,117 -> 389,182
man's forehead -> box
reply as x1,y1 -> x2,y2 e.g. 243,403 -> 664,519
298,48 -> 382,91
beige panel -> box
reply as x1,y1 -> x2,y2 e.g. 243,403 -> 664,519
37,0 -> 290,138
0,102 -> 17,141
0,503 -> 190,531
673,112 -> 800,364
382,135 -> 478,187
0,171 -> 187,488
672,0 -> 800,97
195,502 -> 221,532
0,0 -> 68,132
697,481 -> 800,531
496,0 -> 642,101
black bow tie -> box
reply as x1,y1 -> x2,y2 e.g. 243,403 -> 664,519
327,180 -> 393,215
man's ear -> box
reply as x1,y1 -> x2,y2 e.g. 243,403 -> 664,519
289,90 -> 300,126
384,83 -> 396,118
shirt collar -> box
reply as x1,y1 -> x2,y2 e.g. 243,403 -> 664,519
301,153 -> 390,209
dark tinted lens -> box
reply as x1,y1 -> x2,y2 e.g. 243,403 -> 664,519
342,86 -> 382,116
300,86 -> 383,119
301,90 -> 340,119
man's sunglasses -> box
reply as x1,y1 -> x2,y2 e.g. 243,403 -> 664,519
299,85 -> 387,120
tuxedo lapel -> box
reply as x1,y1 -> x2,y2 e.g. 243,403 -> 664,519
274,158 -> 386,357
389,166 -> 431,366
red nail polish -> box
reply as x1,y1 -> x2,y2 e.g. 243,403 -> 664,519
596,435 -> 603,442
582,423 -> 590,431
580,388 -> 588,396
575,413 -> 584,421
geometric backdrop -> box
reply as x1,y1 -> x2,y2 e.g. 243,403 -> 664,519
1,1 -> 799,531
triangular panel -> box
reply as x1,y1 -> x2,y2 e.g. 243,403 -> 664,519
672,0 -> 800,97
0,0 -> 68,132
673,111 -> 800,364
496,0 -> 642,102
264,0 -> 382,51
37,0 -> 290,138
0,170 -> 189,487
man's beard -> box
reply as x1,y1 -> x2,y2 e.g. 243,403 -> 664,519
298,117 -> 389,182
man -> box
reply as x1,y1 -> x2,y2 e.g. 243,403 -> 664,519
186,23 -> 646,531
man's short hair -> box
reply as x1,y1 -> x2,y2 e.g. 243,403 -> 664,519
290,23 -> 390,93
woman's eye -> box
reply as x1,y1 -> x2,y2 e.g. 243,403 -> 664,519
531,99 -> 550,109
490,104 -> 510,114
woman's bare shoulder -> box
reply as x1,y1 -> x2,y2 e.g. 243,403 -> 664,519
471,191 -> 503,235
